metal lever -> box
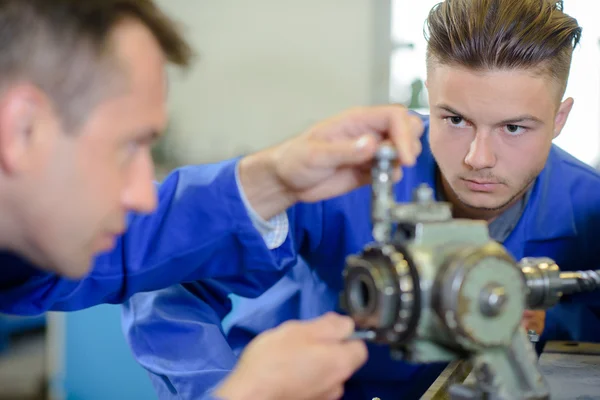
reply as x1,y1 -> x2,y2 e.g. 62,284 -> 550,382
347,330 -> 377,341
371,144 -> 397,244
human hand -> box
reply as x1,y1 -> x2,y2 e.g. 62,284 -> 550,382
214,312 -> 368,400
239,105 -> 424,220
522,309 -> 545,336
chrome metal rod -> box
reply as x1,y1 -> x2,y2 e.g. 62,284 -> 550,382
558,270 -> 600,295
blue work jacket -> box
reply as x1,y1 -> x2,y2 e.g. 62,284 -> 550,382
123,116 -> 600,400
0,161 -> 284,314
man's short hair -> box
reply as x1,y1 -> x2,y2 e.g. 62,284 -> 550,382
0,0 -> 192,131
425,0 -> 582,96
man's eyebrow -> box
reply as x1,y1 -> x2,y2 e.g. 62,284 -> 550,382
435,104 -> 469,118
497,115 -> 543,125
435,104 -> 543,125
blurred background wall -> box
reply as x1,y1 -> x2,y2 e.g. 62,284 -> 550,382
157,0 -> 392,166
1,1 -> 598,400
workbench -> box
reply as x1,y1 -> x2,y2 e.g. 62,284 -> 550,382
423,341 -> 600,399
539,341 -> 600,399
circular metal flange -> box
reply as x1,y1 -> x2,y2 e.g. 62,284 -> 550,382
342,244 -> 421,344
519,257 -> 561,309
433,241 -> 525,349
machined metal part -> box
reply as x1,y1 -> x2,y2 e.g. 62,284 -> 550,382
432,242 -> 525,349
557,269 -> 600,293
519,257 -> 600,309
527,330 -> 540,343
519,257 -> 562,309
371,144 -> 397,243
447,328 -> 550,400
348,330 -> 377,341
391,184 -> 452,224
341,244 -> 420,345
479,283 -> 507,318
340,144 -> 600,400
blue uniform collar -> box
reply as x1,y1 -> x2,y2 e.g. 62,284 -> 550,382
410,125 -> 577,243
520,147 -> 577,241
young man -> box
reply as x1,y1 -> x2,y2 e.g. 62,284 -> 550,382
122,0 -> 600,399
0,1 -> 426,399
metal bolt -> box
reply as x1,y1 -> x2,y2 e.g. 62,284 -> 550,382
479,283 -> 507,317
413,184 -> 434,203
375,144 -> 397,164
528,330 -> 540,343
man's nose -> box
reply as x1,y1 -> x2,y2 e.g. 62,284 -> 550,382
122,152 -> 158,214
464,132 -> 496,170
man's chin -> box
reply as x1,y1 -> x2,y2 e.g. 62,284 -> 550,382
51,254 -> 94,279
456,194 -> 511,212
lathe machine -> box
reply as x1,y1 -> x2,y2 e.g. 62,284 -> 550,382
341,144 -> 600,399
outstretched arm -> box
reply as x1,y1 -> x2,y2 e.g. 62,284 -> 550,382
0,160 -> 285,314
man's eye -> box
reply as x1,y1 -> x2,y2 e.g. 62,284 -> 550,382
444,116 -> 468,128
504,124 -> 526,136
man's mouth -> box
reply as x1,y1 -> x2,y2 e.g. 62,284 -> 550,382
460,178 -> 501,192
463,178 -> 500,185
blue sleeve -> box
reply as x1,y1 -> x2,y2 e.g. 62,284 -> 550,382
122,259 -> 333,399
122,283 -> 237,400
0,159 -> 288,315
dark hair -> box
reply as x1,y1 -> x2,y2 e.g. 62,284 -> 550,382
0,0 -> 193,131
425,0 -> 582,95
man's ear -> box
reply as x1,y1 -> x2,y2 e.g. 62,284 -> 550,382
553,97 -> 574,139
0,85 -> 45,174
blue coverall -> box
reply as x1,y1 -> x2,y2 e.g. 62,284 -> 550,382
0,160 -> 284,314
123,116 -> 600,400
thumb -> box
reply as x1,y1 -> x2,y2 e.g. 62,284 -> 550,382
312,134 -> 379,169
305,312 -> 355,340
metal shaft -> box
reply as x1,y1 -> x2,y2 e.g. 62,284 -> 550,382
371,144 -> 397,243
557,270 -> 600,295
520,257 -> 600,309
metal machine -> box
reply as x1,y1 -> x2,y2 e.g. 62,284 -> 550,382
341,144 -> 600,400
